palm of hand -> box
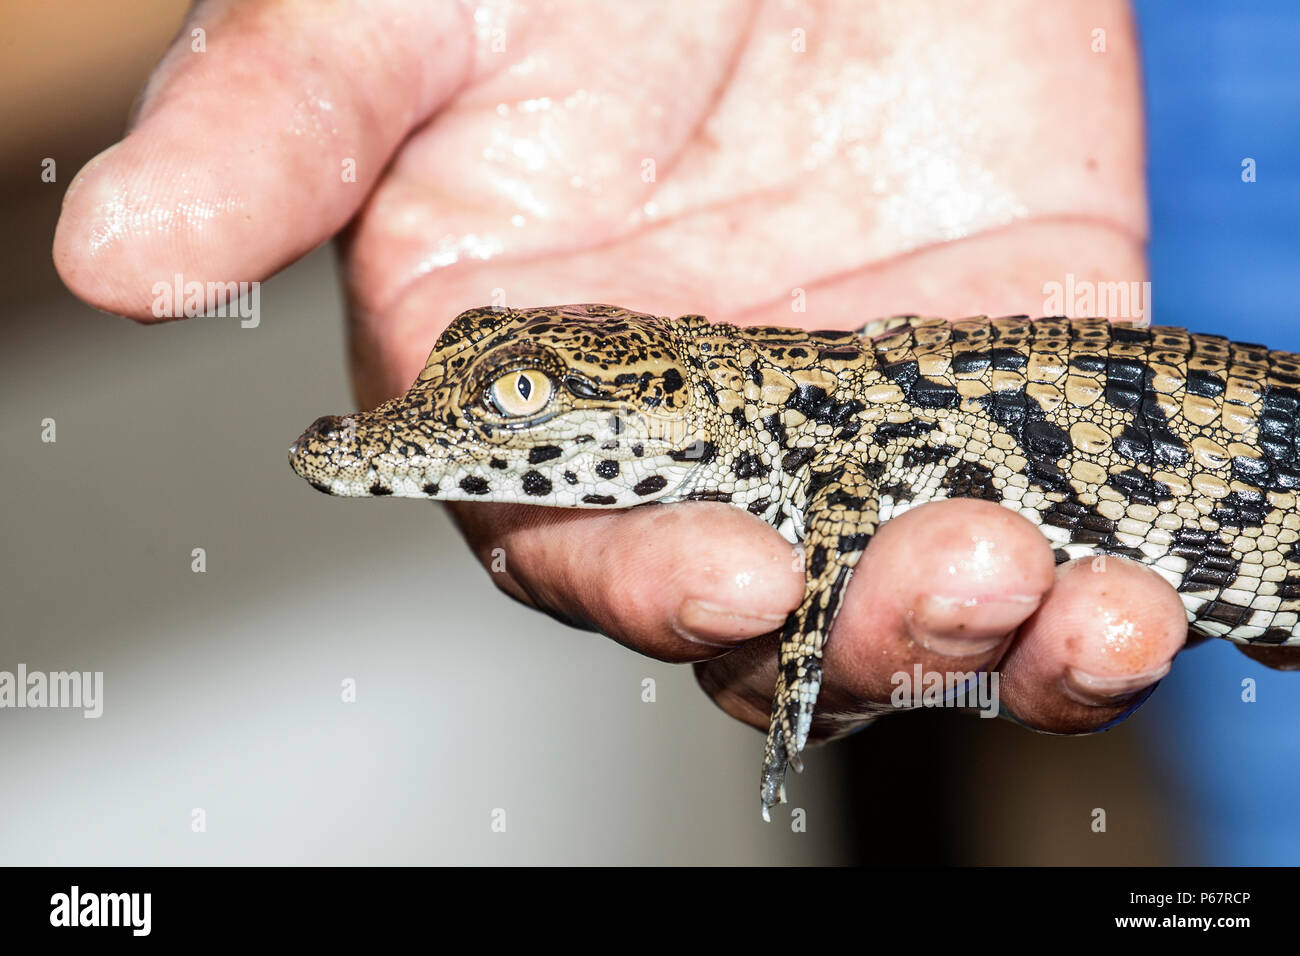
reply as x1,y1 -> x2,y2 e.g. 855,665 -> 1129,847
58,0 -> 1250,749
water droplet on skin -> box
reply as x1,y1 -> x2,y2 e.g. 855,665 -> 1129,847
410,232 -> 507,275
1097,609 -> 1139,655
944,537 -> 1000,584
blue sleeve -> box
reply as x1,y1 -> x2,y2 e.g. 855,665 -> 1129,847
1135,0 -> 1300,864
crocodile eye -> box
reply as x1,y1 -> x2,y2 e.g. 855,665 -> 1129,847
488,369 -> 553,417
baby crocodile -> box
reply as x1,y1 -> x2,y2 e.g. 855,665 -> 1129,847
289,304 -> 1300,819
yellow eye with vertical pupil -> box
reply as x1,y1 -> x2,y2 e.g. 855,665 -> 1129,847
489,369 -> 553,417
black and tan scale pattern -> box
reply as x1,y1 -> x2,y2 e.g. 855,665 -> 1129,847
864,316 -> 1300,646
290,305 -> 1300,819
761,458 -> 880,814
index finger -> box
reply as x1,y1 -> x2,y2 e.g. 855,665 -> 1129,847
53,0 -> 472,318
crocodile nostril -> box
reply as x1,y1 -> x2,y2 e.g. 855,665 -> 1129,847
306,415 -> 341,441
289,415 -> 345,465
302,415 -> 347,447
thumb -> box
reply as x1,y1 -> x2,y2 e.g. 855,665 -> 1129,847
53,0 -> 472,318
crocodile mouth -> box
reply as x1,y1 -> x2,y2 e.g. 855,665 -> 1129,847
288,414 -> 367,494
289,413 -> 483,498
289,414 -> 415,496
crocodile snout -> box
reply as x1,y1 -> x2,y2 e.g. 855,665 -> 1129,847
288,414 -> 355,491
290,415 -> 345,459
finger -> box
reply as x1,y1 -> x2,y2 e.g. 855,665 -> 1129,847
997,555 -> 1188,733
696,498 -> 1058,732
53,0 -> 472,318
450,500 -> 805,663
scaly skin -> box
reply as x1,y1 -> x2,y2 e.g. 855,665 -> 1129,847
290,304 -> 1300,819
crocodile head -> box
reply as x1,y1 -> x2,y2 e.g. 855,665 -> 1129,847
289,304 -> 717,505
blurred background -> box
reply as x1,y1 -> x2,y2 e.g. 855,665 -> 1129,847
0,0 -> 1296,865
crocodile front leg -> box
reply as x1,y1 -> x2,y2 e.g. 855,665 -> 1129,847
761,458 -> 880,820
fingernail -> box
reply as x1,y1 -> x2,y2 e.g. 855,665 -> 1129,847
906,593 -> 1040,657
673,599 -> 787,646
1063,662 -> 1172,707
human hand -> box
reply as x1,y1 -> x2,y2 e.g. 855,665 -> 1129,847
55,0 -> 1265,752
